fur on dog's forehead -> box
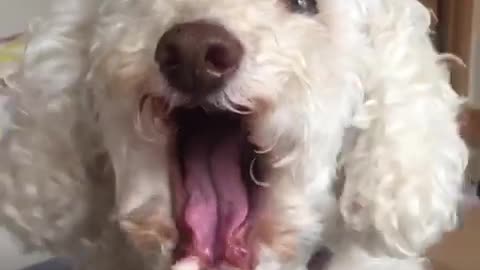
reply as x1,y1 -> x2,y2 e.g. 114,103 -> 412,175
98,0 -> 325,18
93,0 -> 338,56
90,0 -> 349,97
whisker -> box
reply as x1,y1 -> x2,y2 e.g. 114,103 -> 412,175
134,95 -> 163,144
249,156 -> 270,188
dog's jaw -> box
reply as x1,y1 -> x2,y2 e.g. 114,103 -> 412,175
127,95 -> 329,270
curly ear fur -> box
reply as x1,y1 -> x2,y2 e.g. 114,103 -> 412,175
339,0 -> 468,257
0,0 -> 109,255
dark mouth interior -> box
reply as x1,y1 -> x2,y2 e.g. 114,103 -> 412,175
172,107 -> 262,269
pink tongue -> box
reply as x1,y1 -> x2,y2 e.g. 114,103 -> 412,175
182,129 -> 249,265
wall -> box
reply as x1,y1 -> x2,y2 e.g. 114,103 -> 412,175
470,1 -> 480,105
0,0 -> 53,36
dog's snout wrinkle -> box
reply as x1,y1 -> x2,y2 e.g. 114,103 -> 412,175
155,21 -> 244,98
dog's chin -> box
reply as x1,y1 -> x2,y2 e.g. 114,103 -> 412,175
149,98 -> 267,269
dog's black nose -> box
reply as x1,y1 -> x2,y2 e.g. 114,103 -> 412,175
155,22 -> 244,97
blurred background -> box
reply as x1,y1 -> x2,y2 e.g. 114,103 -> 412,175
0,2 -> 53,270
0,0 -> 52,37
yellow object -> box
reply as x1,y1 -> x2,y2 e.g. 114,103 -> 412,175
0,35 -> 24,141
0,36 -> 25,64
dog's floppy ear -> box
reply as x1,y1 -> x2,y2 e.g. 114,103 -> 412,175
19,0 -> 97,96
339,1 -> 468,257
0,0 -> 103,254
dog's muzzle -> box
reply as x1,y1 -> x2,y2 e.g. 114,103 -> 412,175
155,21 -> 244,98
149,21 -> 262,270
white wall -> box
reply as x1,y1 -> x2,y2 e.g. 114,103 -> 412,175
0,0 -> 53,36
0,230 -> 49,270
0,2 -> 54,269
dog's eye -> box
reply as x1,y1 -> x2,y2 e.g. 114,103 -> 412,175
287,0 -> 318,15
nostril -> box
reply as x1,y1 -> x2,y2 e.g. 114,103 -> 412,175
158,44 -> 181,70
205,44 -> 234,74
204,43 -> 242,76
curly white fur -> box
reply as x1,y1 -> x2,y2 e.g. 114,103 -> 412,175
0,0 -> 468,270
339,0 -> 468,256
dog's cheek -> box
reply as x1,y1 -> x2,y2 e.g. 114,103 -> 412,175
252,209 -> 299,262
98,54 -> 152,96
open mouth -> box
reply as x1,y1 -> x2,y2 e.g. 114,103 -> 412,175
169,106 -> 266,269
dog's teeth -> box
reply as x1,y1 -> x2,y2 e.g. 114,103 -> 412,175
172,257 -> 201,270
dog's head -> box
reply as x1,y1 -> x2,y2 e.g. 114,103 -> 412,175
84,0 -> 356,132
21,0 -> 358,268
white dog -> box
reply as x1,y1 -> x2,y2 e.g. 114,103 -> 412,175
0,0 -> 468,270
